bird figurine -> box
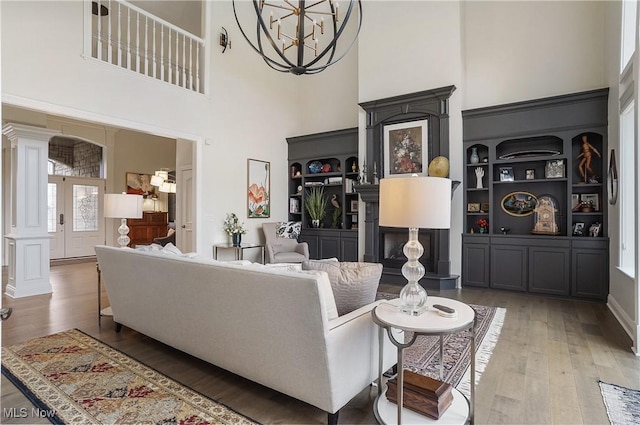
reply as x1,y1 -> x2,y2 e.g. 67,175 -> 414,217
331,194 -> 341,209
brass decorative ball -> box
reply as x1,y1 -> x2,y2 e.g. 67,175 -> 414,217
428,156 -> 450,177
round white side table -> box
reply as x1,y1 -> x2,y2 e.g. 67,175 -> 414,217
372,297 -> 477,425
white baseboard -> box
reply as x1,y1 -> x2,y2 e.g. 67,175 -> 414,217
607,294 -> 639,355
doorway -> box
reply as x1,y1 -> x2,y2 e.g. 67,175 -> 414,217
48,176 -> 105,259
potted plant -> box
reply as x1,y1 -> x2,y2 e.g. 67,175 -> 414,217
305,187 -> 328,228
223,212 -> 246,246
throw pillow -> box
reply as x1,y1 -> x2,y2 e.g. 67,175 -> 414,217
296,270 -> 339,320
302,260 -> 383,316
276,221 -> 301,239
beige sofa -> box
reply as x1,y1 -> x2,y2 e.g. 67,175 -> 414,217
94,245 -> 396,424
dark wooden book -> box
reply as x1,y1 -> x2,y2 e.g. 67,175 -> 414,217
385,371 -> 454,419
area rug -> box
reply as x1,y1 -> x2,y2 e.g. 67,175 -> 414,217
376,292 -> 506,397
1,329 -> 258,425
599,381 -> 640,425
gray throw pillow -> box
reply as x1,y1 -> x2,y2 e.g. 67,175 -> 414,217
302,259 -> 383,316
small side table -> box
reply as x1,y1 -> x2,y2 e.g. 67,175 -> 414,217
96,262 -> 112,327
372,297 -> 477,425
212,243 -> 265,264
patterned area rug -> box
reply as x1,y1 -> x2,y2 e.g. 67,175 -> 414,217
376,293 -> 506,396
599,381 -> 640,425
1,329 -> 258,425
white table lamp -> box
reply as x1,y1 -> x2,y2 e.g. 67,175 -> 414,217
104,193 -> 143,248
379,175 -> 452,315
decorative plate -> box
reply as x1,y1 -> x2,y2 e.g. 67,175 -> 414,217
501,191 -> 538,217
308,161 -> 322,174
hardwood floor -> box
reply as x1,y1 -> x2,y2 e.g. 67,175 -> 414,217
2,261 -> 638,424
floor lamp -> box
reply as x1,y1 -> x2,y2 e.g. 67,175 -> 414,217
104,193 -> 143,248
379,176 -> 452,316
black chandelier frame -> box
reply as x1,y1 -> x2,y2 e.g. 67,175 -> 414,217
233,0 -> 362,75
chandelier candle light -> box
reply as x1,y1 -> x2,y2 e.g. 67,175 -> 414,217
379,176 -> 452,316
104,193 -> 143,248
233,0 -> 362,75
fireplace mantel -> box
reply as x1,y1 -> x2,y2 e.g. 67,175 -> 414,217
357,86 -> 459,290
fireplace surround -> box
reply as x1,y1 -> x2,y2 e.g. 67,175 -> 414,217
356,86 -> 459,289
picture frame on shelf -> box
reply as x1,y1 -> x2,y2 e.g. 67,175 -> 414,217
572,222 -> 585,236
589,222 -> 601,237
571,194 -> 580,211
499,167 -> 514,182
480,203 -> 490,213
383,119 -> 429,177
545,159 -> 565,178
289,198 -> 300,213
247,158 -> 271,218
581,193 -> 600,211
350,200 -> 359,213
501,191 -> 537,217
526,169 -> 535,180
467,203 -> 481,212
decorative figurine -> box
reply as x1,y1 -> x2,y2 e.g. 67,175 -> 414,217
475,167 -> 484,189
577,134 -> 601,183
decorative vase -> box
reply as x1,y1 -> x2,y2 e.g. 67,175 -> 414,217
232,233 -> 242,246
479,227 -> 487,234
312,219 -> 320,228
470,147 -> 480,164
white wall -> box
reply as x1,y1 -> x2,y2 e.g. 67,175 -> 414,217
463,0 -> 607,109
358,0 -> 464,274
1,0 -> 322,259
602,0 -> 638,349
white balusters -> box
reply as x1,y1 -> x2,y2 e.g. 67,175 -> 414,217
116,1 -> 121,66
160,26 -> 164,82
107,0 -> 112,62
89,0 -> 204,93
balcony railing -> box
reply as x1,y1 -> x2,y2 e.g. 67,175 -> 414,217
88,0 -> 205,93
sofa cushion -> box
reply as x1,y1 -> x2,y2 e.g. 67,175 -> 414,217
276,221 -> 302,239
302,259 -> 383,316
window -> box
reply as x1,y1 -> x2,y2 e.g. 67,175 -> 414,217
621,0 -> 637,69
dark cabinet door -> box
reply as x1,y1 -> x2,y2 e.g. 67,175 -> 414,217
299,232 -> 319,259
491,244 -> 527,291
462,242 -> 490,288
528,247 -> 570,295
340,234 -> 358,262
572,247 -> 608,300
319,236 -> 340,259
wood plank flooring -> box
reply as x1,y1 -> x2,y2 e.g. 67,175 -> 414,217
2,261 -> 638,424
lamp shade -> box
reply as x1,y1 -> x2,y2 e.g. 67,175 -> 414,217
379,176 -> 451,229
104,193 -> 143,219
150,175 -> 164,186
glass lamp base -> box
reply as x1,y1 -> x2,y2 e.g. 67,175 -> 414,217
399,281 -> 428,316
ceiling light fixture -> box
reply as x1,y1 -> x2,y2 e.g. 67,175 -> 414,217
233,0 -> 362,75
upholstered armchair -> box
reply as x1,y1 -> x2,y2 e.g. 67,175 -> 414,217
262,222 -> 309,263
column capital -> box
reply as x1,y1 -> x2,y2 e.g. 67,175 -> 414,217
2,122 -> 60,142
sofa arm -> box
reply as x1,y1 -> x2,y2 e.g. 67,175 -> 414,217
295,241 -> 309,258
327,300 -> 382,331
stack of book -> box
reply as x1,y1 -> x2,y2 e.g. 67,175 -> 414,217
385,370 -> 453,419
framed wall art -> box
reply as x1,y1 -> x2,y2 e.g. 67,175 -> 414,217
501,191 -> 538,217
126,172 -> 156,198
383,119 -> 429,177
247,159 -> 270,218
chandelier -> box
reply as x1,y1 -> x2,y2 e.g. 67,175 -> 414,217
233,0 -> 362,75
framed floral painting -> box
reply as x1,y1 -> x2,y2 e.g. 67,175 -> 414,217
247,159 -> 270,218
383,119 -> 429,177
125,172 -> 156,198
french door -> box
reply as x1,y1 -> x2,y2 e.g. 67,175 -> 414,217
48,176 -> 105,259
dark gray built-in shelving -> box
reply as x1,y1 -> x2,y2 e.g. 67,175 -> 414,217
287,128 -> 359,261
462,88 -> 609,301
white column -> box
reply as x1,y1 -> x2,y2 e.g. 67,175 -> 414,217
2,123 -> 60,298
